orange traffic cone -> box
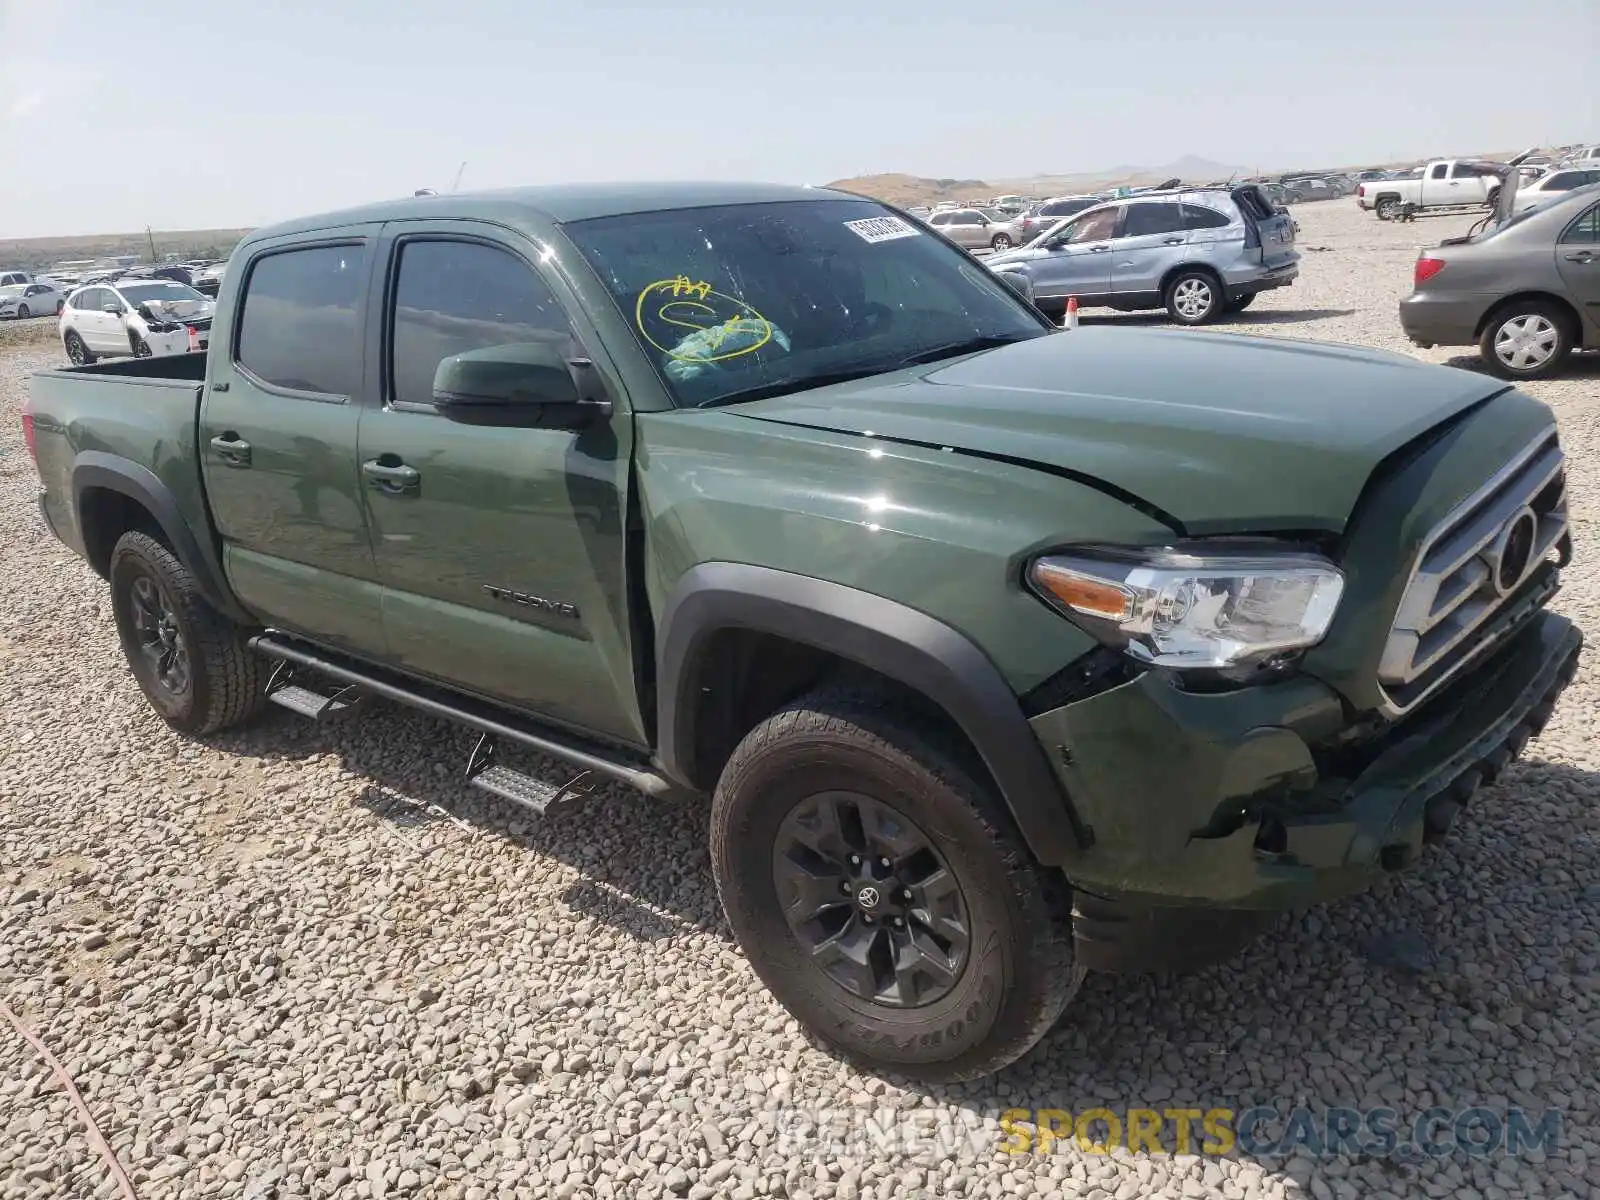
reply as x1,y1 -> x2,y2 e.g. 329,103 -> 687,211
1064,296 -> 1079,330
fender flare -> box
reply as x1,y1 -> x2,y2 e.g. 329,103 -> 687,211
71,452 -> 248,622
656,562 -> 1090,865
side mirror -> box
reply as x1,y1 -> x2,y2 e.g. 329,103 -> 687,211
432,342 -> 611,429
994,271 -> 1034,303
103,299 -> 125,315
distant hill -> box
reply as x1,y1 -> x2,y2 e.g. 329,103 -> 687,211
0,227 -> 252,272
824,174 -> 993,208
825,157 -> 1256,208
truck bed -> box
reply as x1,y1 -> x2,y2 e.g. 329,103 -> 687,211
26,350 -> 215,579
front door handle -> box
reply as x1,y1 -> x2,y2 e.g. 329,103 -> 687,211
1088,244 -> 1110,252
1162,237 -> 1185,245
1565,251 -> 1594,264
362,457 -> 420,495
209,433 -> 251,467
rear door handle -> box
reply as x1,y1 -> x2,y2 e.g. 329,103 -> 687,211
1162,237 -> 1185,245
1565,251 -> 1595,264
209,433 -> 251,467
362,457 -> 420,495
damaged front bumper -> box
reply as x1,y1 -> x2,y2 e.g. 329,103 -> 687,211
1031,610 -> 1582,974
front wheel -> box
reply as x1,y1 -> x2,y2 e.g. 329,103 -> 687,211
16,304 -> 29,320
990,233 -> 1013,250
1164,270 -> 1222,325
63,330 -> 95,365
131,335 -> 153,358
710,688 -> 1079,1081
109,532 -> 267,734
1478,302 -> 1572,380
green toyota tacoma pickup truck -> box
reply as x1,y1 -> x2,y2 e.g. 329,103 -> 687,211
22,183 -> 1580,1080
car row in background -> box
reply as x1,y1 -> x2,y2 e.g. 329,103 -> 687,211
57,278 -> 216,364
1401,182 -> 1600,379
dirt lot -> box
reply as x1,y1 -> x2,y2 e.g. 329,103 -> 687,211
2,200 -> 1598,1200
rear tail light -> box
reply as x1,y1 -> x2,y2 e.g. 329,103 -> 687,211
1414,257 -> 1446,286
1357,184 -> 1366,198
21,410 -> 38,467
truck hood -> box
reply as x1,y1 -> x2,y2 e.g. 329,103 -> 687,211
733,326 -> 1508,536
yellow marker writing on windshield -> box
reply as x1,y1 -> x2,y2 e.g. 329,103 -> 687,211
636,277 -> 774,363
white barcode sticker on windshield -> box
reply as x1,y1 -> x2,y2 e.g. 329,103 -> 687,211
844,215 -> 922,244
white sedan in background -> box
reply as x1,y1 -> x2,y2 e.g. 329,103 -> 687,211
59,279 -> 216,364
0,281 -> 67,320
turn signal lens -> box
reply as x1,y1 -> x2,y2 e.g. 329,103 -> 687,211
1031,562 -> 1134,621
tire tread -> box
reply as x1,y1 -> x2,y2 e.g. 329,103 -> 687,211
110,532 -> 265,734
710,685 -> 1078,1081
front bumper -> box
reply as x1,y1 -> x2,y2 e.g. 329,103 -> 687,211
1398,292 -> 1493,349
1032,610 -> 1581,973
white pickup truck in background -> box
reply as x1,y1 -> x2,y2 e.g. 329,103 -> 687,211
1356,159 -> 1503,220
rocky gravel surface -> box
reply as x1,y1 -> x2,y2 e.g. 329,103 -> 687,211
2,200 -> 1598,1199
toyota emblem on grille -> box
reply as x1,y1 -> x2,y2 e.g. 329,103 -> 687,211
855,885 -> 881,910
1489,507 -> 1540,597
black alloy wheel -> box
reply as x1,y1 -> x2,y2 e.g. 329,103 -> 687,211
772,790 -> 970,1008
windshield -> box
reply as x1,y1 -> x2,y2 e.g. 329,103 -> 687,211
565,199 -> 1048,408
117,282 -> 208,304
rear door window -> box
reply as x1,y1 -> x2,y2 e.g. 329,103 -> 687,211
1121,203 -> 1186,237
1560,204 -> 1600,245
235,243 -> 368,396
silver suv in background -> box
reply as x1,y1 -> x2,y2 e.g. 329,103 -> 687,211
923,207 -> 1025,251
984,185 -> 1299,324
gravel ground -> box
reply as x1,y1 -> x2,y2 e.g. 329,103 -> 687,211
2,200 -> 1599,1200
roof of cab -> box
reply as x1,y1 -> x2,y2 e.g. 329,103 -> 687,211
243,181 -> 854,245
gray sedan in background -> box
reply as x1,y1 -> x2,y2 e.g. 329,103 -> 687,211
1400,183 -> 1600,378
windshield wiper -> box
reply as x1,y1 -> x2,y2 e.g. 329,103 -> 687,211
699,367 -> 891,408
895,333 -> 1036,367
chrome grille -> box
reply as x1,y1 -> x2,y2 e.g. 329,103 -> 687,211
1378,428 -> 1567,714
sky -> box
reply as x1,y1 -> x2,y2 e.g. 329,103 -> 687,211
2,0 -> 1596,238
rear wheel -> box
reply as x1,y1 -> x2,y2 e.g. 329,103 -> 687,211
710,688 -> 1079,1081
1478,301 -> 1573,380
1375,196 -> 1400,221
109,532 -> 266,735
989,233 -> 1013,250
63,330 -> 94,365
1164,269 -> 1222,325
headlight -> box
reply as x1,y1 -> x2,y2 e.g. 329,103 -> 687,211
1029,547 -> 1344,670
